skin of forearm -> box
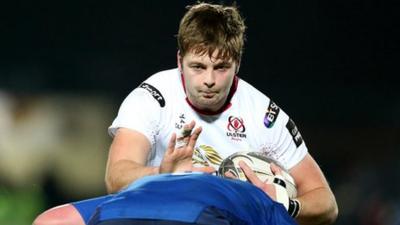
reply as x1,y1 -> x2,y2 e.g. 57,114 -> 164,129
295,187 -> 338,225
105,159 -> 159,194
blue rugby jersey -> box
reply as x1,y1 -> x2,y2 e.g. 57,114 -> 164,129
85,173 -> 296,225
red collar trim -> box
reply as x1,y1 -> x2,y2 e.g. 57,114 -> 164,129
180,73 -> 238,116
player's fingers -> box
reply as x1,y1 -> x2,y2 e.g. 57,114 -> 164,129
224,171 -> 237,179
175,133 -> 188,149
239,160 -> 263,186
264,183 -> 278,201
270,163 -> 283,176
167,133 -> 177,153
176,121 -> 196,148
182,120 -> 195,137
187,126 -> 202,150
187,120 -> 196,130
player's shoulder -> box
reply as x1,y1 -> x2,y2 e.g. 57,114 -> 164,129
124,69 -> 181,108
239,78 -> 262,92
130,68 -> 182,106
144,68 -> 180,84
145,68 -> 181,91
236,78 -> 272,108
236,77 -> 290,127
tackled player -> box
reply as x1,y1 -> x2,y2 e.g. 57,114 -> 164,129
34,2 -> 338,225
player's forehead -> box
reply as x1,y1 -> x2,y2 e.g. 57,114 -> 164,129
183,48 -> 235,64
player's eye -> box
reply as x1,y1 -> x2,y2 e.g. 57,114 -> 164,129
217,67 -> 227,72
190,64 -> 204,70
215,65 -> 230,72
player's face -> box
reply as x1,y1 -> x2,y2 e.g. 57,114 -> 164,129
178,50 -> 237,112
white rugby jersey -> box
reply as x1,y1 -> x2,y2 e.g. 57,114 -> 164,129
109,68 -> 307,170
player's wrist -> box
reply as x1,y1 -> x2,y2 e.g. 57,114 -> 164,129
273,182 -> 290,209
288,198 -> 301,218
272,175 -> 301,218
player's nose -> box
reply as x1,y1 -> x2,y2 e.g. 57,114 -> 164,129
203,70 -> 216,88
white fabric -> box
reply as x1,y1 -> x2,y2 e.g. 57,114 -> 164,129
109,68 -> 307,170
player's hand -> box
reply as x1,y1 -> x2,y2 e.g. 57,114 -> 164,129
159,121 -> 214,174
238,160 -> 283,201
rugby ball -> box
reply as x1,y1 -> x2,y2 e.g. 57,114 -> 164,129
218,151 -> 297,198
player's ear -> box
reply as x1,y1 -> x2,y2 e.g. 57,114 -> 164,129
177,51 -> 183,73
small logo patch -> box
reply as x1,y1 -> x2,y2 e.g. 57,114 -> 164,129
264,100 -> 280,128
226,116 -> 247,141
139,83 -> 165,107
286,118 -> 303,148
227,116 -> 246,133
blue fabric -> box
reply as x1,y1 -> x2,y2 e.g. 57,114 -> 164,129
85,173 -> 296,225
72,195 -> 114,224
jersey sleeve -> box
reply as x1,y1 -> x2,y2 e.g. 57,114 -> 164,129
269,109 -> 308,170
108,87 -> 161,146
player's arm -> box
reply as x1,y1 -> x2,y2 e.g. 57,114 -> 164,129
105,127 -> 157,194
105,84 -> 164,194
290,153 -> 338,225
105,122 -> 211,194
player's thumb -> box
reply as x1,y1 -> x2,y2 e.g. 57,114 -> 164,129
270,163 -> 283,176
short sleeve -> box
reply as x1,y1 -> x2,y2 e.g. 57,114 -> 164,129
108,88 -> 161,146
269,110 -> 308,170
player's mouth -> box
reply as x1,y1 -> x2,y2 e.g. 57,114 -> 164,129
201,91 -> 217,98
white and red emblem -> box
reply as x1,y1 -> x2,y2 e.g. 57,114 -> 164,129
226,116 -> 247,141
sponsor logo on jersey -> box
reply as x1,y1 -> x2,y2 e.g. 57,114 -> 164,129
139,83 -> 165,107
226,116 -> 247,141
286,118 -> 303,148
264,100 -> 280,128
192,145 -> 223,167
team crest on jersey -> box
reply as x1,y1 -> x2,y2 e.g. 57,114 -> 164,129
226,116 -> 247,141
139,83 -> 165,107
264,100 -> 280,128
286,118 -> 304,148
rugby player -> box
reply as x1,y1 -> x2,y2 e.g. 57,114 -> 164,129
33,3 -> 338,225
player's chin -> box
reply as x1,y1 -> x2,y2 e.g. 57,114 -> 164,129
198,97 -> 222,107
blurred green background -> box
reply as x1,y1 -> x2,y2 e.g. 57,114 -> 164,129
1,0 -> 399,224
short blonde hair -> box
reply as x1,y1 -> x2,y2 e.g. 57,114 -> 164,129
177,3 -> 246,63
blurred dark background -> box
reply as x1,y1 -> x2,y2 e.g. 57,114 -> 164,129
0,0 -> 399,224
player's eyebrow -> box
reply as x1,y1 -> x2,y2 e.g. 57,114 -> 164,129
188,61 -> 206,67
186,59 -> 233,68
214,61 -> 233,68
